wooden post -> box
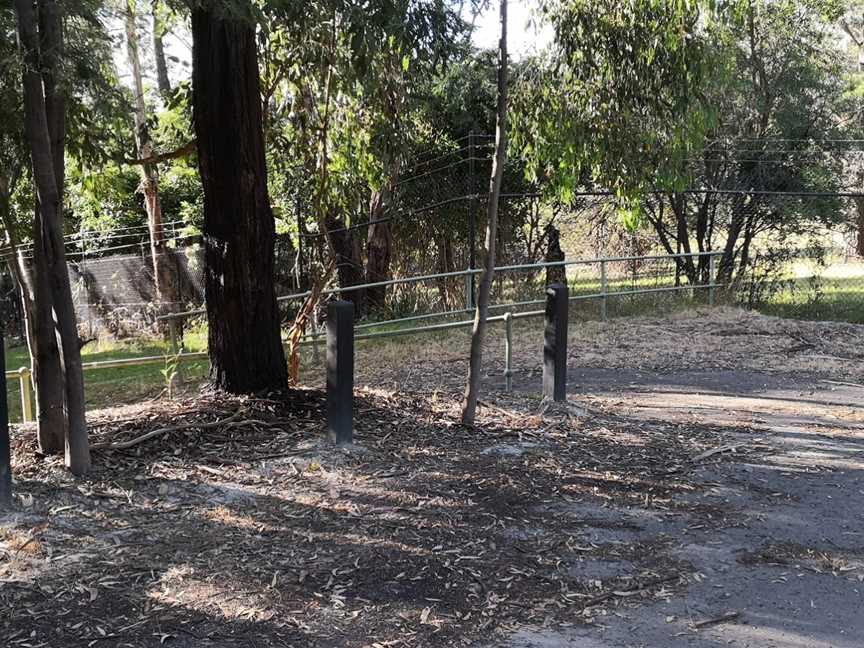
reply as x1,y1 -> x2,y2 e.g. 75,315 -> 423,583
1,333 -> 12,507
543,283 -> 568,402
326,300 -> 354,445
17,367 -> 32,423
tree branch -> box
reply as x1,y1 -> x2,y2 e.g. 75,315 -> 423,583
123,140 -> 196,166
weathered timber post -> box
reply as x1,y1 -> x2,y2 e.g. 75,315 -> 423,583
543,283 -> 568,402
326,300 -> 354,445
1,331 -> 12,508
17,367 -> 32,423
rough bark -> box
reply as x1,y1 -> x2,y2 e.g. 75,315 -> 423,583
325,214 -> 366,315
29,0 -> 67,454
151,0 -> 171,95
15,0 -> 90,473
191,2 -> 288,393
1,175 -> 64,453
365,188 -> 393,312
544,224 -> 566,286
462,0 -> 507,425
125,0 -> 178,330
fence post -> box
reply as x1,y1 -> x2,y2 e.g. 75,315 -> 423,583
504,311 -> 513,392
326,300 -> 354,445
543,283 -> 568,402
1,334 -> 12,507
18,368 -> 32,423
708,253 -> 716,306
600,260 -> 608,322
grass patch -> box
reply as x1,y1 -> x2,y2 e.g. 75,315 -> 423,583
4,334 -> 209,424
754,259 -> 864,324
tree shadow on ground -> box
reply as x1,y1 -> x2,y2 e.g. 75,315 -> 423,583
2,386 -> 862,647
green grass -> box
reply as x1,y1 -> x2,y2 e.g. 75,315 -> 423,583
753,259 -> 864,324
5,333 -> 210,424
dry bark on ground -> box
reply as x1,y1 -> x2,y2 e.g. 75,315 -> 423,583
3,307 -> 860,647
1,385 -> 762,647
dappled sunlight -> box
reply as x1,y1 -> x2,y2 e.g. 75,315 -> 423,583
149,566 -> 279,623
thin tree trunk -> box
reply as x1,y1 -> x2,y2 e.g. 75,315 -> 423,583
125,0 -> 177,331
670,193 -> 697,283
151,0 -> 171,95
462,0 -> 507,426
29,212 -> 66,453
1,182 -> 64,453
32,0 -> 68,454
718,194 -> 749,283
191,1 -> 288,393
436,234 -> 453,309
15,0 -> 90,474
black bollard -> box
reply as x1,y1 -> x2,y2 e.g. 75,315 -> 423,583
326,300 -> 354,445
0,329 -> 11,508
542,283 -> 568,402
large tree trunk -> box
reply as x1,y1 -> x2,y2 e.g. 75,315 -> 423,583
365,188 -> 393,313
151,0 -> 171,96
462,0 -> 507,425
15,0 -> 90,474
125,0 -> 178,331
325,214 -> 366,315
191,2 -> 288,393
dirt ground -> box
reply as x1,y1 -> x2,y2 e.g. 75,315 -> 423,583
2,308 -> 863,647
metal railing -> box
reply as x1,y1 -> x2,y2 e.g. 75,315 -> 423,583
8,251 -> 722,422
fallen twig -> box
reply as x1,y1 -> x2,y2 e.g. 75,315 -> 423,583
91,410 -> 245,450
691,443 -> 748,463
581,573 -> 681,609
692,611 -> 740,629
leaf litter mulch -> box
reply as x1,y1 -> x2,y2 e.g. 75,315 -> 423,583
10,307 -> 833,647
0,378 -> 771,648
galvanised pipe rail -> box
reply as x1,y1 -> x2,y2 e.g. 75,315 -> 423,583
8,251 -> 724,422
157,267 -> 488,321
157,251 -> 721,323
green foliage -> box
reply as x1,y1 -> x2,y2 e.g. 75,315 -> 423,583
512,0 -> 716,202
260,0 -> 470,230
